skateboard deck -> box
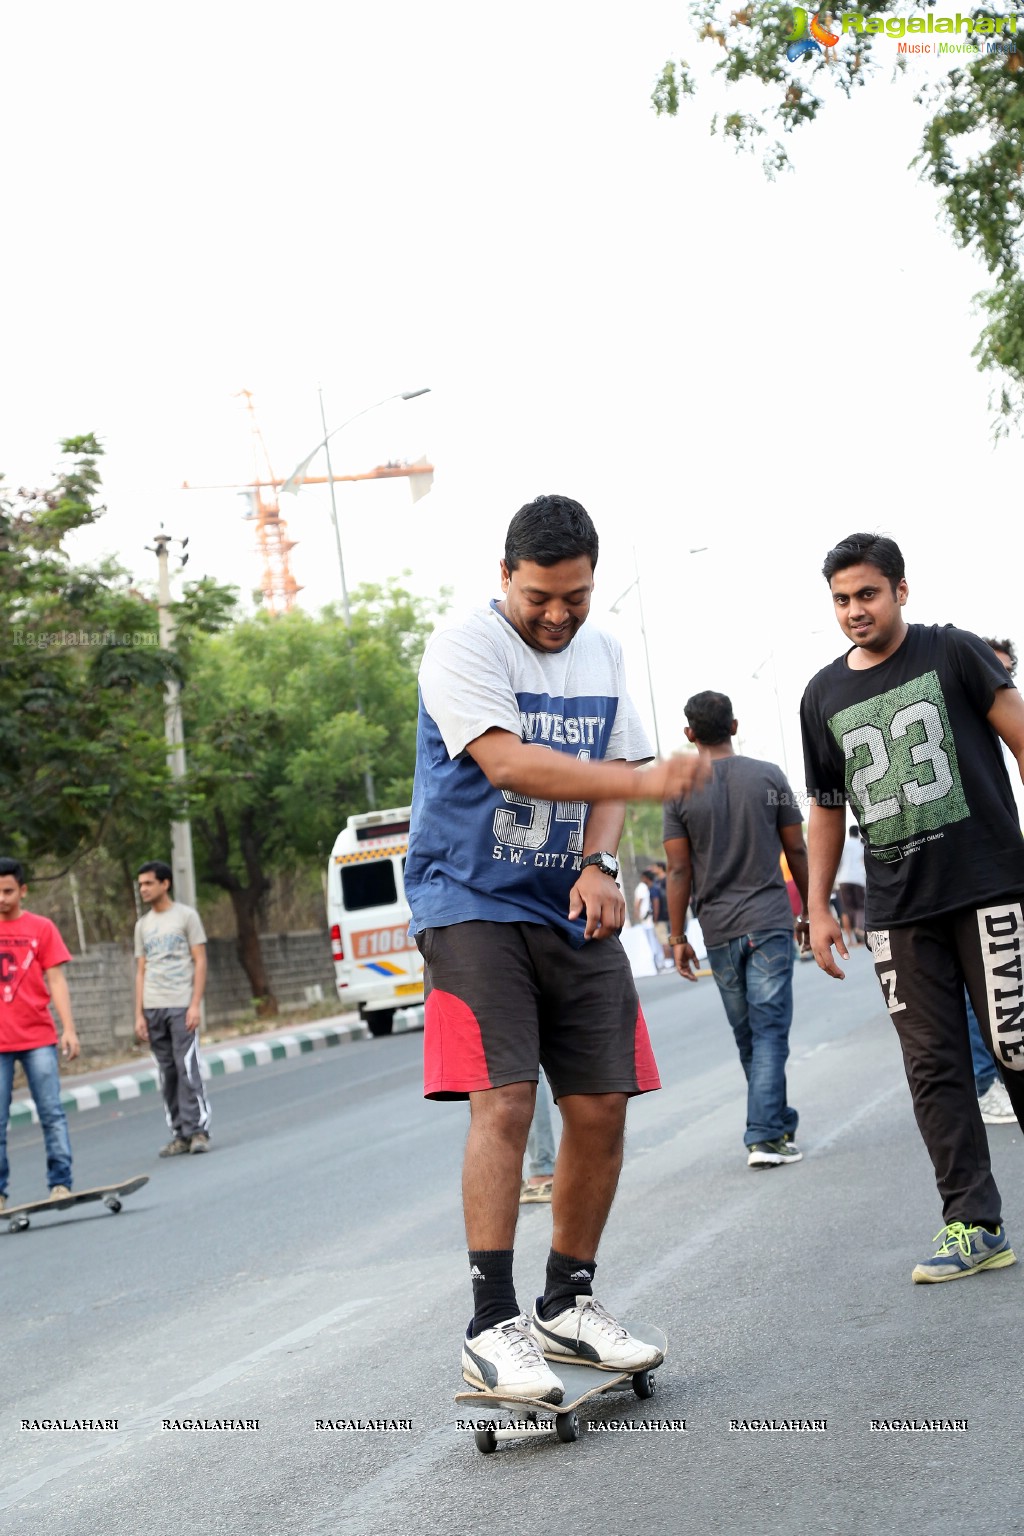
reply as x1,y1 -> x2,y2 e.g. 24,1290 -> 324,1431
3,1176 -> 149,1233
455,1322 -> 667,1453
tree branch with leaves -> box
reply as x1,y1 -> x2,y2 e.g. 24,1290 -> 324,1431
653,5 -> 1024,430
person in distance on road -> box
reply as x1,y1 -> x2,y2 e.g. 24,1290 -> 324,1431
800,533 -> 1024,1284
836,824 -> 867,948
0,857 -> 79,1209
405,494 -> 705,1402
663,691 -> 810,1169
134,861 -> 211,1157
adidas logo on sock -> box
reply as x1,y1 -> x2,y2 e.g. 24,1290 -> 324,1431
469,1265 -> 485,1279
569,1269 -> 592,1282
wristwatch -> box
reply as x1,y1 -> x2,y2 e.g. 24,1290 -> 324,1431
581,851 -> 620,879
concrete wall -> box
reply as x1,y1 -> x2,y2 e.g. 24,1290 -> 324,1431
62,931 -> 338,1056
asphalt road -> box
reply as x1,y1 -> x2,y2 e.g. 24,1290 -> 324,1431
2,948 -> 1021,1536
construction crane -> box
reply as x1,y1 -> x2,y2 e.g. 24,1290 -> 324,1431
182,391 -> 434,615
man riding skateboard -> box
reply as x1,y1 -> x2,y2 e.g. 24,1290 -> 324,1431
405,495 -> 703,1402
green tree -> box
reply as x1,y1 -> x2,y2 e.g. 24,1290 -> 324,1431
183,580 -> 446,1012
652,5 -> 1024,430
0,436 -> 179,868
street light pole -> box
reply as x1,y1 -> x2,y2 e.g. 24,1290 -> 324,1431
281,387 -> 431,811
752,651 -> 790,777
319,387 -> 353,626
610,548 -> 663,759
152,531 -> 198,909
319,386 -> 373,806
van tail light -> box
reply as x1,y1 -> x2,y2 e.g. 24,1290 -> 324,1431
330,924 -> 344,963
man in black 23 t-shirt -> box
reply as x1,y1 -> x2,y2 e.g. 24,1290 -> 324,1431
800,532 -> 1024,1284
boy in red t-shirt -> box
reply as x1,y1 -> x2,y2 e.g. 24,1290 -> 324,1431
0,858 -> 80,1208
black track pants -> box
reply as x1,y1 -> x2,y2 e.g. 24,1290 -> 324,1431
869,898 -> 1024,1226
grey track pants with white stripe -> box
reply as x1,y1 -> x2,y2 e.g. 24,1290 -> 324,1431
145,1007 -> 212,1140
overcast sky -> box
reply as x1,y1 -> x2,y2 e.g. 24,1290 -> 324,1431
2,2 -> 1020,785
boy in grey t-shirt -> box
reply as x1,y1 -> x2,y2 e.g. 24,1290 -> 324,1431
133,861 -> 211,1156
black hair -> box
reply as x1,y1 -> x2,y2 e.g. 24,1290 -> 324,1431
0,857 -> 26,884
821,533 -> 905,595
137,860 -> 173,892
848,825 -> 861,839
504,495 -> 599,573
982,636 -> 1017,678
684,690 -> 734,747
822,534 -> 902,592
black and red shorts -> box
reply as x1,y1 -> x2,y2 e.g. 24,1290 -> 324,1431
415,921 -> 661,1102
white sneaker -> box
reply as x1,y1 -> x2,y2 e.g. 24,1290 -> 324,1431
530,1295 -> 664,1371
462,1315 -> 564,1402
978,1080 -> 1017,1125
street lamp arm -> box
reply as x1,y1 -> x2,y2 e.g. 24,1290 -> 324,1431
608,578 -> 639,615
280,388 -> 430,495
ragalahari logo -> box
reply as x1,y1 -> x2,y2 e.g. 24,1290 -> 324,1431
786,7 -> 840,58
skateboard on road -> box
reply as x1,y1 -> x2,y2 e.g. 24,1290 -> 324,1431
455,1322 -> 667,1453
3,1175 -> 149,1233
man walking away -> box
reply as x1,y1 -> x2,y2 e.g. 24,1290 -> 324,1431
663,692 -> 810,1168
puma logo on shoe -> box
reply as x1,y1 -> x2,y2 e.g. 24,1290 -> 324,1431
530,1316 -> 601,1363
462,1344 -> 498,1389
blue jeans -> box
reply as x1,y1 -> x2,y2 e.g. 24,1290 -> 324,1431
525,1072 -> 558,1178
706,930 -> 798,1147
0,1046 -> 74,1196
965,990 -> 997,1096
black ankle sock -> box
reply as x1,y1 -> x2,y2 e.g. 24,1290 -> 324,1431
468,1250 -> 518,1336
539,1249 -> 597,1321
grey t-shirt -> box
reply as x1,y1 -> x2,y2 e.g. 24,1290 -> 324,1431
134,903 -> 207,1008
662,755 -> 802,948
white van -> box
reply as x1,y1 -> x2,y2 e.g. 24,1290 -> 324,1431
326,806 -> 423,1036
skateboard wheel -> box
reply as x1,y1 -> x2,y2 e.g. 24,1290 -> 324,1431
104,1197 -> 123,1213
555,1411 -> 579,1443
632,1370 -> 656,1400
474,1428 -> 497,1455
11,1216 -> 30,1233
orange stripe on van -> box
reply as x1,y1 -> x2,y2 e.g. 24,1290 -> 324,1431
333,843 -> 408,865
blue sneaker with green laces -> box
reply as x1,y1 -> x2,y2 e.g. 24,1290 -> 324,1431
911,1222 -> 1017,1284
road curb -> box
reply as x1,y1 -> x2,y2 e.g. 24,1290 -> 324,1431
9,1018 -> 376,1129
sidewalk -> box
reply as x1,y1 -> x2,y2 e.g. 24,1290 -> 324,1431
9,1007 -> 425,1129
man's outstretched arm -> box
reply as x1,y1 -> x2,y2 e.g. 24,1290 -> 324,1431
465,728 -> 707,803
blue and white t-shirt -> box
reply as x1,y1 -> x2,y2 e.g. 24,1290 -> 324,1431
405,602 -> 652,946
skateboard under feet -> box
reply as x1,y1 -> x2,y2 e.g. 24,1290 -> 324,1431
455,1322 -> 667,1453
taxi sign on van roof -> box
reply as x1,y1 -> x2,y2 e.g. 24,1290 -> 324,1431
347,806 -> 412,841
